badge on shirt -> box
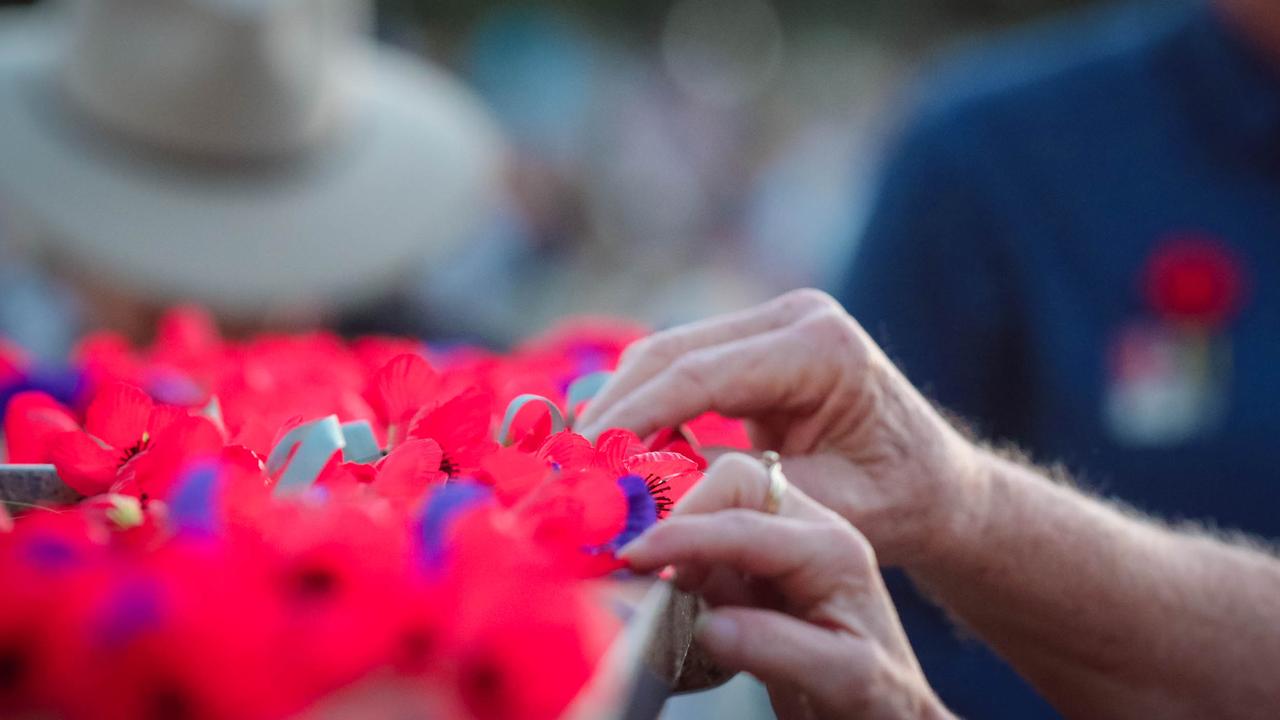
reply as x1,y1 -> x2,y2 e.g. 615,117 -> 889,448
1104,235 -> 1246,446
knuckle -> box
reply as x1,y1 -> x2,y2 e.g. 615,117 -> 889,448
670,352 -> 713,390
618,336 -> 658,366
706,453 -> 769,506
826,519 -> 876,572
779,288 -> 842,315
709,452 -> 761,477
800,307 -> 867,363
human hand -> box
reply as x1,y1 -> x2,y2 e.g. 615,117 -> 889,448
577,289 -> 989,567
620,453 -> 955,720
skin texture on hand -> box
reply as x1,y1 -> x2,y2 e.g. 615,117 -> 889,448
589,289 -> 1280,719
577,289 -> 988,566
620,453 -> 955,720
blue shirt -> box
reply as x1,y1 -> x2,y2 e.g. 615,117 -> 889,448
837,2 -> 1280,717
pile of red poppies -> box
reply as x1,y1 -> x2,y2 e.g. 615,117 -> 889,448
0,308 -> 746,720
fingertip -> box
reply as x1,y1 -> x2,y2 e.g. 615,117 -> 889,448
693,611 -> 740,655
615,536 -> 644,560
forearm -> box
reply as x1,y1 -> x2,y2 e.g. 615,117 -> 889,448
909,449 -> 1280,719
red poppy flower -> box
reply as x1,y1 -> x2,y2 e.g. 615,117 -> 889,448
369,353 -> 443,446
315,438 -> 448,512
440,510 -> 618,720
538,429 -> 702,518
48,382 -> 223,499
251,500 -> 413,699
1145,235 -> 1246,327
0,511 -> 111,715
478,446 -> 552,505
3,391 -> 79,464
50,540 -> 292,720
373,438 -> 448,510
406,388 -> 497,477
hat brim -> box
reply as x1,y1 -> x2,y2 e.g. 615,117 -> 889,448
0,9 -> 504,319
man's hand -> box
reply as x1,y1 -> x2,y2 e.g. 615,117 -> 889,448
578,289 -> 987,566
588,289 -> 1280,720
621,453 -> 955,720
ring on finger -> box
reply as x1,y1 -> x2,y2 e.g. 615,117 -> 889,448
760,451 -> 789,515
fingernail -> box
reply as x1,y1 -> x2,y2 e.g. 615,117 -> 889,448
693,612 -> 737,646
658,565 -> 677,582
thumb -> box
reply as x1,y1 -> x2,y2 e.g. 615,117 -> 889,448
694,606 -> 857,704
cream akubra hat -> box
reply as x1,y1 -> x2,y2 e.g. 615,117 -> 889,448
0,0 -> 504,318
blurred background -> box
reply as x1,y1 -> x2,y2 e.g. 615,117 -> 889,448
0,0 -> 1101,350
381,0 -> 1102,342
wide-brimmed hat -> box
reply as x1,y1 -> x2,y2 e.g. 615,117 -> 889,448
0,0 -> 503,319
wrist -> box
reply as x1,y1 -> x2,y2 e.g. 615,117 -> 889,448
912,434 -> 998,573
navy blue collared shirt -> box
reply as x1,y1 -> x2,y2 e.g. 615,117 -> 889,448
838,2 -> 1280,717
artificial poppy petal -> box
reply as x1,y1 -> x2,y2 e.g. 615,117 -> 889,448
374,439 -> 446,509
128,415 -> 226,500
479,446 -> 550,506
536,431 -> 594,471
373,354 -> 440,433
84,382 -> 153,450
49,431 -> 119,497
592,429 -> 646,475
685,412 -> 752,450
3,391 -> 79,463
623,451 -> 702,518
407,389 -> 496,476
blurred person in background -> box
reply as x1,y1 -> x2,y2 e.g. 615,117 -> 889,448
0,0 -> 501,360
839,0 -> 1280,716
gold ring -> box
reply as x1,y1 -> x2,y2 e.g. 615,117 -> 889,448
760,451 -> 789,515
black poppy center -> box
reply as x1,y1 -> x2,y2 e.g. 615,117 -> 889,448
119,435 -> 152,465
0,645 -> 28,691
645,474 -> 674,517
464,658 -> 504,699
149,681 -> 194,720
290,565 -> 340,600
439,452 -> 460,477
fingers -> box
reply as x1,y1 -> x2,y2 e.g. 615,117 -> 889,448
579,320 -> 830,441
663,452 -> 842,601
673,452 -> 825,523
576,290 -> 845,437
693,606 -> 861,705
619,510 -> 874,609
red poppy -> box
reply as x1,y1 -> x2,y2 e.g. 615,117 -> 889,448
1145,235 -> 1246,327
539,429 -> 702,519
373,438 -> 448,510
0,511 -> 111,715
252,500 -> 413,699
51,541 -> 292,720
48,382 -> 223,499
406,388 -> 497,477
369,353 -> 443,446
478,445 -> 552,505
315,438 -> 447,512
441,508 -> 618,720
3,391 -> 79,464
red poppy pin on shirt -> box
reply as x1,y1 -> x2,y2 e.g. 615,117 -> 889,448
1143,235 -> 1246,328
1106,234 -> 1246,446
